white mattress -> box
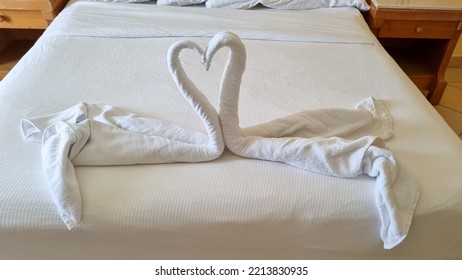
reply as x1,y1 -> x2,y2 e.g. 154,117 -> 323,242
1,2 -> 462,259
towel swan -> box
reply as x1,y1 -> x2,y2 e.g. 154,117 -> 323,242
198,32 -> 419,249
20,39 -> 228,230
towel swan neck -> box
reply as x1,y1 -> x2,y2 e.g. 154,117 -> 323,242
167,39 -> 225,160
204,32 -> 247,139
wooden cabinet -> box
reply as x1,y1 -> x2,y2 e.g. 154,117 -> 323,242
365,0 -> 462,105
0,0 -> 68,79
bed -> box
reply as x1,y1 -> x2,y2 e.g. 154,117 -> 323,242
1,0 -> 462,259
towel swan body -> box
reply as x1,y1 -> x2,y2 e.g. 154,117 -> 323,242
201,32 -> 419,249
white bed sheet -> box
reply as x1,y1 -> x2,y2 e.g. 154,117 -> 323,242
1,2 -> 462,259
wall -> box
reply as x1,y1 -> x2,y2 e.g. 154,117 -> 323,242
455,38 -> 462,57
451,37 -> 462,67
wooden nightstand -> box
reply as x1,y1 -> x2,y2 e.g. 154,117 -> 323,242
365,0 -> 462,105
0,0 -> 69,80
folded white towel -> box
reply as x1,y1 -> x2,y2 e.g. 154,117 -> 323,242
22,71 -> 224,229
202,31 -> 420,249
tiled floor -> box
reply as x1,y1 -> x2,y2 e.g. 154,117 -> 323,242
435,67 -> 462,140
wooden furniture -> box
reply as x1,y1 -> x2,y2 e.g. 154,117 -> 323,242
365,0 -> 462,105
0,0 -> 68,80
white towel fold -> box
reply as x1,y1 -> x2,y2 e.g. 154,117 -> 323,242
21,32 -> 419,249
203,31 -> 420,249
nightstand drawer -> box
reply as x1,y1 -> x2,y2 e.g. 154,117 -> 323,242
0,9 -> 48,29
378,20 -> 459,39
